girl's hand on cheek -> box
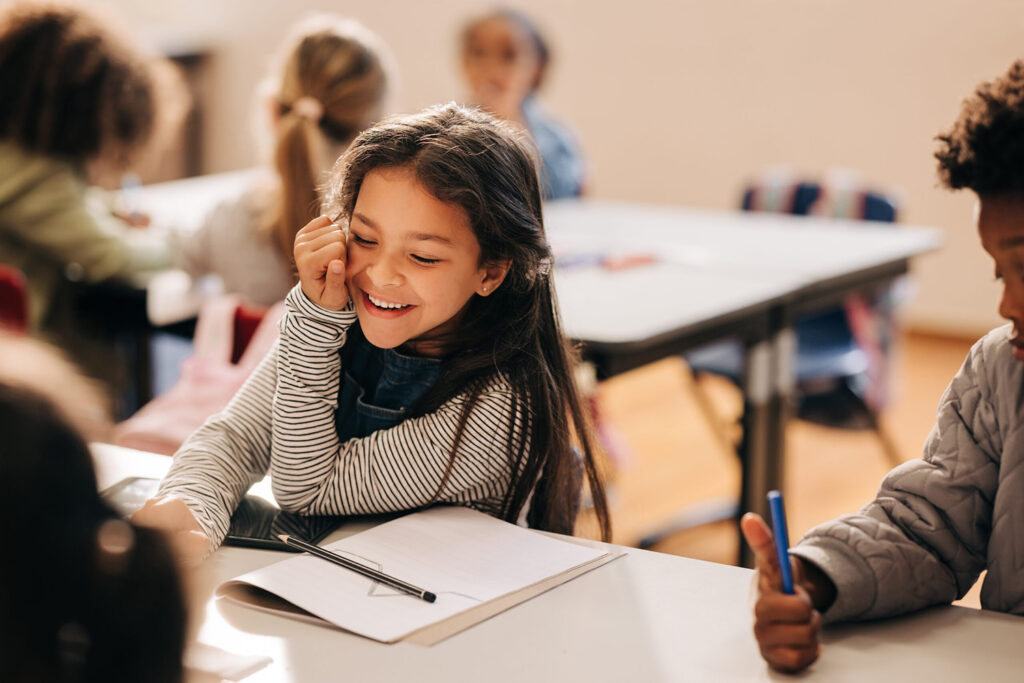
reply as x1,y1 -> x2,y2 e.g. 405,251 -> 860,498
294,216 -> 349,311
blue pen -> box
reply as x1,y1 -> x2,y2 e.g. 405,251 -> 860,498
767,490 -> 794,594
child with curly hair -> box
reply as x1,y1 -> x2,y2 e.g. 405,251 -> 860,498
741,60 -> 1024,673
0,2 -> 186,412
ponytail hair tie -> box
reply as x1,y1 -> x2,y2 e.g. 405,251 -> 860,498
291,96 -> 324,122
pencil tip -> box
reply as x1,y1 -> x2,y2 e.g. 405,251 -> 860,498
277,534 -> 289,542
424,592 -> 437,603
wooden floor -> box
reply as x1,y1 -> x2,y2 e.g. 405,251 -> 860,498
577,331 -> 978,593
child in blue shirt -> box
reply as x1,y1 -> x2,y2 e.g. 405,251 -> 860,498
460,9 -> 585,200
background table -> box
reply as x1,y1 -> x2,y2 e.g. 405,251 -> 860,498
543,200 -> 941,562
93,443 -> 1021,682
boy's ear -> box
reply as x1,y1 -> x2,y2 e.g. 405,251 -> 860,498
477,260 -> 511,296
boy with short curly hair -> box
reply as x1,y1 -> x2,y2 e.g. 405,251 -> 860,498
741,59 -> 1024,673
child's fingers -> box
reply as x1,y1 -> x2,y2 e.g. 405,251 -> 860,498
753,606 -> 823,643
296,225 -> 345,253
752,587 -> 821,673
756,622 -> 820,649
132,495 -> 201,533
320,259 -> 349,310
297,243 -> 345,275
740,512 -> 782,589
294,215 -> 335,242
760,644 -> 821,674
754,590 -> 815,624
167,529 -> 212,568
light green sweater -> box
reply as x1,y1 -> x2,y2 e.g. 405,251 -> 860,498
0,140 -> 171,331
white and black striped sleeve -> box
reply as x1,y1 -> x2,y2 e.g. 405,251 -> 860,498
272,285 -> 526,517
155,341 -> 280,549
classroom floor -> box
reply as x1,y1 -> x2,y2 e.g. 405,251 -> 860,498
575,330 -> 981,604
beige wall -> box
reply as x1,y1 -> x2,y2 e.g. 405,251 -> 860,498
102,0 -> 1024,337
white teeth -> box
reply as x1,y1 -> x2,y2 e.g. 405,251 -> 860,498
367,293 -> 410,310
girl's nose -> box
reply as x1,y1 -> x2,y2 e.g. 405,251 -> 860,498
366,253 -> 403,287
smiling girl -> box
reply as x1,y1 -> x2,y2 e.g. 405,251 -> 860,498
135,104 -> 610,558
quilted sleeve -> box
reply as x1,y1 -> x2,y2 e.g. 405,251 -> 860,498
790,330 -> 1004,623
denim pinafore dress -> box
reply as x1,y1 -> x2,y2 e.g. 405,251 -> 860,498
335,324 -> 443,440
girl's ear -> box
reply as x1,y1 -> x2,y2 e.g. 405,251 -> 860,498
477,260 -> 511,296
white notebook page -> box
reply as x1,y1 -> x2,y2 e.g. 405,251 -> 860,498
218,506 -> 608,643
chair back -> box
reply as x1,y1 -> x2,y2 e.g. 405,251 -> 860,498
232,303 -> 270,364
740,170 -> 901,411
742,177 -> 898,223
113,296 -> 285,455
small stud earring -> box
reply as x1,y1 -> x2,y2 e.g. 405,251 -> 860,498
482,286 -> 489,292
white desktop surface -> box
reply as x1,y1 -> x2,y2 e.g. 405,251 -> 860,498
137,168 -> 263,234
92,443 -> 1022,683
543,199 -> 943,284
553,262 -> 795,344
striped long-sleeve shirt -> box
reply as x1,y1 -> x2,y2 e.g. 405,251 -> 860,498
158,285 -> 528,550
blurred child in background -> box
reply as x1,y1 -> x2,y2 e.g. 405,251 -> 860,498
176,14 -> 391,307
0,331 -> 187,683
460,8 -> 585,199
0,1 -> 186,408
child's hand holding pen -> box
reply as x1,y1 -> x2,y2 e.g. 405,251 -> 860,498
294,216 -> 349,310
740,510 -> 837,674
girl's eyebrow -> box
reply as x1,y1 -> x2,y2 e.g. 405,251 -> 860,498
352,211 -> 378,229
352,211 -> 454,245
409,232 -> 454,246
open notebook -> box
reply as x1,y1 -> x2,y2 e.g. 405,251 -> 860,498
215,506 -> 622,645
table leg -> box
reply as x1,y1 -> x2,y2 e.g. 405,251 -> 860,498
737,337 -> 774,567
737,324 -> 796,567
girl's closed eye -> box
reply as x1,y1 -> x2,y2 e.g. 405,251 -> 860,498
411,253 -> 441,265
351,233 -> 376,247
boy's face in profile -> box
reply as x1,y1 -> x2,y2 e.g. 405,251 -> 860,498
978,193 -> 1024,360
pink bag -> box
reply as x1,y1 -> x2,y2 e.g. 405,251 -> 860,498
113,296 -> 284,455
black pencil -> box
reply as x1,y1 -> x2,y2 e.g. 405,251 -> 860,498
277,534 -> 437,603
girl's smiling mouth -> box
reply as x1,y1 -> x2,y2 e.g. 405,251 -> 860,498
361,290 -> 415,317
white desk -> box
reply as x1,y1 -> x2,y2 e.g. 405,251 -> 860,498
136,168 -> 263,233
93,443 -> 1021,683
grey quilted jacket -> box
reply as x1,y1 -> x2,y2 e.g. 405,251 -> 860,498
790,324 -> 1024,623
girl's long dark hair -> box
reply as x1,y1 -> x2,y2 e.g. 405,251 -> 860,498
325,103 -> 610,540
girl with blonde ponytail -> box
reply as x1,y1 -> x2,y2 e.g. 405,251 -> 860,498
176,16 -> 391,306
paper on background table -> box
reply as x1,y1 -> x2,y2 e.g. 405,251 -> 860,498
216,506 -> 612,643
